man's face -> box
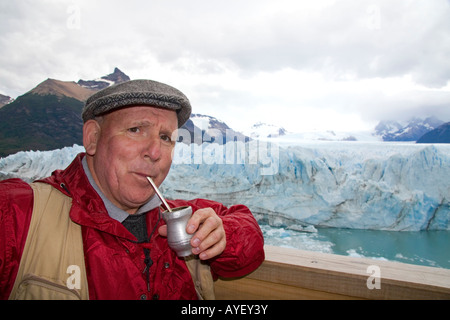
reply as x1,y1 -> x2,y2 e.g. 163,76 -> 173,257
85,106 -> 178,214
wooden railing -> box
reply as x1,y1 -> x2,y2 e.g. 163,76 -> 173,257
214,245 -> 450,300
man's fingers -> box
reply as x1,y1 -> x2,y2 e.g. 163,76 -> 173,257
158,224 -> 167,237
195,237 -> 226,260
186,208 -> 211,235
192,227 -> 224,252
187,208 -> 226,260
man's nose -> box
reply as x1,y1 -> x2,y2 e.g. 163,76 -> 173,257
142,136 -> 162,162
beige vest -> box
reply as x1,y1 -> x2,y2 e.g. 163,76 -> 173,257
9,182 -> 214,300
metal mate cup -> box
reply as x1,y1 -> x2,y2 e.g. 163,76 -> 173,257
162,206 -> 193,257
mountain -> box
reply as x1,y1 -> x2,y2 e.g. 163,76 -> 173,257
245,122 -> 287,139
242,122 -> 376,142
0,69 -> 251,156
0,94 -> 13,108
180,114 -> 249,144
0,92 -> 85,157
374,120 -> 404,139
374,117 -> 444,141
30,78 -> 95,101
78,67 -> 130,90
417,122 -> 450,143
0,68 -> 128,157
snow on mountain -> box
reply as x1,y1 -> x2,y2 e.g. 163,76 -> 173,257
374,117 -> 445,141
191,114 -> 230,132
273,130 -> 380,143
187,114 -> 249,144
2,141 -> 448,232
244,122 -> 380,142
248,116 -> 447,143
245,122 -> 287,139
77,67 -> 130,91
0,94 -> 13,108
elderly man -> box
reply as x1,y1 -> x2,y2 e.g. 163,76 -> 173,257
0,79 -> 264,300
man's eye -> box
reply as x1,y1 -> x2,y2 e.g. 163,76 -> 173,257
128,127 -> 140,133
160,134 -> 172,143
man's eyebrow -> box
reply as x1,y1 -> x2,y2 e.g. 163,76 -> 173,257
127,120 -> 176,135
161,126 -> 177,136
128,120 -> 152,127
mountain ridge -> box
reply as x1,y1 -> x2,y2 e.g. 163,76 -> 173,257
186,114 -> 249,144
30,78 -> 95,101
0,92 -> 84,156
78,67 -> 130,91
1,68 -> 448,158
244,122 -> 287,139
0,68 -> 250,156
417,122 -> 450,143
0,94 -> 13,108
0,68 -> 129,156
374,116 -> 444,142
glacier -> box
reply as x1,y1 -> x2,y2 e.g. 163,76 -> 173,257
0,141 -> 449,231
164,140 -> 450,231
0,145 -> 85,182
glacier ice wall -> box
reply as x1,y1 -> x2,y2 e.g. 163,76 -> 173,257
162,141 -> 450,231
0,141 -> 449,231
0,145 -> 84,182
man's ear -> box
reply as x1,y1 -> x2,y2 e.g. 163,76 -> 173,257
83,120 -> 101,156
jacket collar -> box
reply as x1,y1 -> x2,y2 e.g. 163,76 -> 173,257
37,153 -> 140,240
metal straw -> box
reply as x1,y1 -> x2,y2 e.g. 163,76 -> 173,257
147,176 -> 172,212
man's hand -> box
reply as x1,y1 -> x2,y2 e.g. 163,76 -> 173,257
158,207 -> 226,260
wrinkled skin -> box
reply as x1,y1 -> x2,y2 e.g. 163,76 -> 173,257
83,106 -> 226,259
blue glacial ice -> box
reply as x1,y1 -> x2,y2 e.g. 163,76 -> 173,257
1,140 -> 449,231
163,140 -> 450,231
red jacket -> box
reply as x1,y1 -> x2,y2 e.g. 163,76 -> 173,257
0,153 -> 264,300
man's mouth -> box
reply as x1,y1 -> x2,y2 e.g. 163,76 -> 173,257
134,172 -> 156,182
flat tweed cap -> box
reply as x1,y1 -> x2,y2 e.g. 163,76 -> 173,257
82,79 -> 191,127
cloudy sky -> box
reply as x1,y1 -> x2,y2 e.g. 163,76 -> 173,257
1,0 -> 450,133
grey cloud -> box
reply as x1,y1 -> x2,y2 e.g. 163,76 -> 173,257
135,0 -> 450,88
1,0 -> 449,128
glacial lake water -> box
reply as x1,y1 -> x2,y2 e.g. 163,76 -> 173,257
261,224 -> 450,269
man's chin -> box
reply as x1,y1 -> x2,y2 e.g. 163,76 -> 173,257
119,190 -> 154,211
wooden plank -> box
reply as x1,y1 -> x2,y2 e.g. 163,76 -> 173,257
261,245 -> 450,299
214,277 -> 362,300
214,245 -> 450,300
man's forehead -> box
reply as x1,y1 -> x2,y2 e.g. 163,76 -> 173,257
105,105 -> 178,125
